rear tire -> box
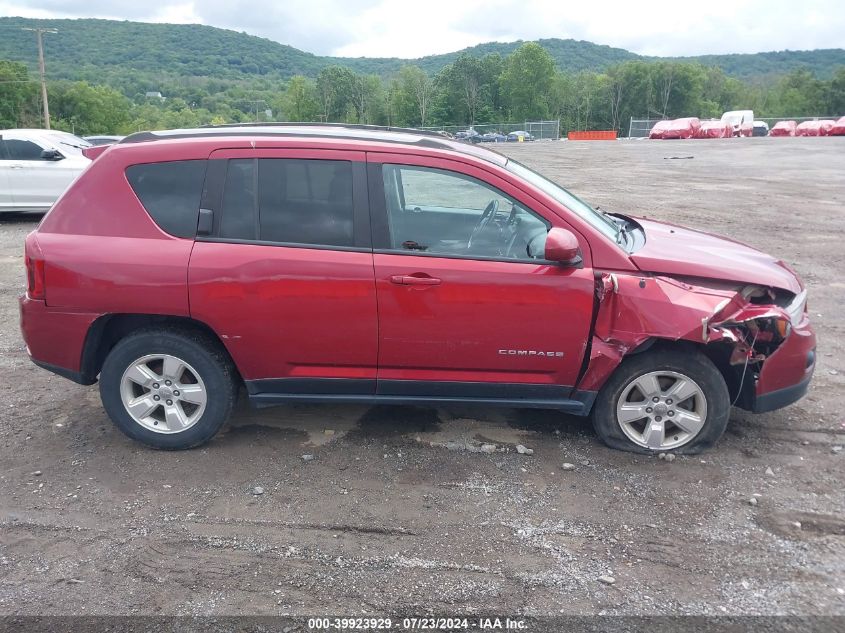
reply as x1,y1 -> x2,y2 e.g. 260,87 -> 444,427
592,348 -> 730,454
99,328 -> 238,450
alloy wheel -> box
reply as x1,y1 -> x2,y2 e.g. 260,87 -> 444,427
615,370 -> 707,450
119,354 -> 207,434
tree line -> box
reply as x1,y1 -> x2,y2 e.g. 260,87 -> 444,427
2,43 -> 844,136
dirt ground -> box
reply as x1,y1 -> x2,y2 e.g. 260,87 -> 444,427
0,137 -> 843,618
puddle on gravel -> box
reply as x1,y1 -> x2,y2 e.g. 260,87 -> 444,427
228,402 -> 366,446
411,415 -> 541,453
212,397 -> 590,453
505,409 -> 590,436
354,405 -> 441,438
756,510 -> 845,538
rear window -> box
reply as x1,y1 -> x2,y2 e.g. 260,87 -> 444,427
126,160 -> 207,238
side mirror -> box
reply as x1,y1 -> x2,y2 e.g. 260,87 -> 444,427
40,149 -> 63,161
544,227 -> 581,265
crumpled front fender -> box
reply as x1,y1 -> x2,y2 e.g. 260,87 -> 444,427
576,273 -> 794,394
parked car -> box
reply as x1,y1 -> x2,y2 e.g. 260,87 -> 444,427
480,132 -> 508,143
648,120 -> 672,139
455,129 -> 482,143
0,129 -> 91,213
769,121 -> 797,137
20,124 -> 815,454
721,110 -> 754,137
83,135 -> 125,146
695,120 -> 733,139
751,121 -> 769,137
795,120 -> 836,136
662,117 -> 701,139
507,130 -> 534,141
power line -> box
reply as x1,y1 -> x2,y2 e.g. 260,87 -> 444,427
21,27 -> 58,130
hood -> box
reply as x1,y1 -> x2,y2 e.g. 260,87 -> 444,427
630,218 -> 802,294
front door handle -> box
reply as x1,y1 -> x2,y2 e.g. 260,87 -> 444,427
8,164 -> 24,169
389,274 -> 441,286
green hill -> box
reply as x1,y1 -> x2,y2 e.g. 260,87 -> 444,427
669,49 -> 845,80
1,16 -> 842,88
400,38 -> 638,75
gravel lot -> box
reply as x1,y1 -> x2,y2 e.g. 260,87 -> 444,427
0,137 -> 843,618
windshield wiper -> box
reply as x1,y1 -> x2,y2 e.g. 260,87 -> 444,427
615,223 -> 629,247
596,206 -> 627,246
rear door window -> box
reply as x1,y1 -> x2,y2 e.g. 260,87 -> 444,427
126,160 -> 208,238
219,159 -> 256,240
219,158 -> 354,248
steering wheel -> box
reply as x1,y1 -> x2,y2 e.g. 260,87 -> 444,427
506,201 -> 519,225
505,227 -> 548,259
467,199 -> 499,248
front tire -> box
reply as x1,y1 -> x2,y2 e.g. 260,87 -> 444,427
99,328 -> 238,450
592,348 -> 730,454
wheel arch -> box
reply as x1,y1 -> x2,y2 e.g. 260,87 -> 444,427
79,314 -> 241,385
578,336 -> 738,406
590,339 -> 732,454
634,338 -> 740,401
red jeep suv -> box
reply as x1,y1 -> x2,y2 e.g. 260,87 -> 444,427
20,124 -> 816,453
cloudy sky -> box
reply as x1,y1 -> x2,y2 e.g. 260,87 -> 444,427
1,0 -> 842,58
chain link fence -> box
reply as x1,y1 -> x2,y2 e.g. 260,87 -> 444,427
420,120 -> 560,141
754,116 -> 840,128
525,120 -> 560,140
628,117 -> 665,138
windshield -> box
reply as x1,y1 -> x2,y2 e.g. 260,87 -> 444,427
505,160 -> 620,242
43,131 -> 91,152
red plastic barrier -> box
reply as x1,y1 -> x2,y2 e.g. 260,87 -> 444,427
695,120 -> 733,138
830,116 -> 845,136
568,130 -> 617,140
662,117 -> 701,139
649,120 -> 672,139
796,120 -> 836,136
769,121 -> 797,137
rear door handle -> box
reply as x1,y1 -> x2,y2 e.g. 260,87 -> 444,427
389,275 -> 441,286
9,164 -> 24,169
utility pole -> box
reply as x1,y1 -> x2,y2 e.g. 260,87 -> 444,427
239,100 -> 267,123
22,27 -> 58,130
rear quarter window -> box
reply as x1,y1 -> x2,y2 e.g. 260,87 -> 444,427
126,160 -> 207,238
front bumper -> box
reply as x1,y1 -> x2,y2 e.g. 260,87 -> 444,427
753,369 -> 813,413
751,316 -> 816,413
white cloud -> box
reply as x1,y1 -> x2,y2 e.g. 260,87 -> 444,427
148,3 -> 201,24
1,0 -> 842,58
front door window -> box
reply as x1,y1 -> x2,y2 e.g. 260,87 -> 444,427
382,165 -> 549,261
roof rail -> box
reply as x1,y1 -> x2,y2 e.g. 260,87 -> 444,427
114,123 -> 508,168
198,121 -> 448,139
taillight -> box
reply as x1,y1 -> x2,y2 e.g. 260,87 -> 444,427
25,255 -> 46,300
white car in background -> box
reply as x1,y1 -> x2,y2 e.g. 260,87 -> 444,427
0,129 -> 92,213
720,110 -> 754,137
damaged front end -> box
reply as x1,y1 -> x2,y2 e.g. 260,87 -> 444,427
577,273 -> 815,413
